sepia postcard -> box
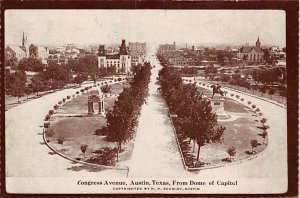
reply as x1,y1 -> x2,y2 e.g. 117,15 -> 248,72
2,1 -> 298,197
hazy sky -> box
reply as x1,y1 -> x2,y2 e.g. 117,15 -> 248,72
5,10 -> 286,47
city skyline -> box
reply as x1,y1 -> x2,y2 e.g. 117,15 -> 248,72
5,10 -> 286,47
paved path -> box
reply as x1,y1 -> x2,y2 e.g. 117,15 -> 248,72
129,52 -> 187,177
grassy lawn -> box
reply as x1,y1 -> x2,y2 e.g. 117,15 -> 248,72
197,87 -> 249,113
175,86 -> 267,168
57,84 -> 128,114
46,82 -> 134,167
186,116 -> 266,165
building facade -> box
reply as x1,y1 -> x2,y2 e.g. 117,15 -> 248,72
159,42 -> 176,51
128,42 -> 147,66
237,37 -> 264,62
97,39 -> 131,75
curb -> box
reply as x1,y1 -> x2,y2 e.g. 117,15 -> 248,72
200,80 -> 286,109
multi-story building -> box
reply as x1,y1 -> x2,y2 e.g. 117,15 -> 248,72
159,42 -> 176,51
97,39 -> 132,75
128,42 -> 147,66
237,37 -> 264,62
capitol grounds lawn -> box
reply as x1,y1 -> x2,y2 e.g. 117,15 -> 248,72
47,82 -> 133,167
176,87 -> 267,168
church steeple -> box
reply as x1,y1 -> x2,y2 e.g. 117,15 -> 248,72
22,31 -> 26,46
256,36 -> 261,48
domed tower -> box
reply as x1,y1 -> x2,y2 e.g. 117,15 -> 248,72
256,37 -> 261,48
119,39 -> 131,75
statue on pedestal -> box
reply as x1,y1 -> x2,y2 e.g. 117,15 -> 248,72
211,84 -> 224,99
210,84 -> 230,120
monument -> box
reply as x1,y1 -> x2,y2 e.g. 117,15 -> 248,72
210,84 -> 230,119
87,88 -> 105,116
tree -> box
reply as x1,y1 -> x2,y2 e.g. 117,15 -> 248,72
158,65 -> 225,162
6,70 -> 27,103
101,85 -> 112,94
106,62 -> 151,160
227,146 -> 236,161
258,86 -> 267,96
250,139 -> 258,153
80,144 -> 88,157
262,130 -> 268,144
30,75 -> 44,96
260,118 -> 267,126
268,88 -> 276,100
18,57 -> 44,72
24,84 -> 32,99
45,129 -> 55,142
57,136 -> 65,150
73,73 -> 88,86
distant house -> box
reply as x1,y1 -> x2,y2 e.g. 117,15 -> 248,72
237,37 -> 264,62
29,44 -> 49,64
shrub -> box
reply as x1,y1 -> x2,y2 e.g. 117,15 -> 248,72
45,114 -> 51,121
49,110 -> 54,115
241,98 -> 244,101
72,94 -> 75,97
202,83 -> 205,86
80,89 -> 84,92
250,139 -> 259,153
54,105 -> 59,110
89,86 -> 92,88
189,80 -> 192,82
118,77 -> 122,81
67,96 -> 71,99
80,144 -> 88,154
62,98 -> 66,103
252,104 -> 256,109
248,101 -> 251,105
236,95 -> 240,99
58,101 -> 62,105
57,136 -> 65,145
44,122 -> 50,128
45,129 -> 55,139
84,87 -> 89,90
231,94 -> 234,97
258,113 -> 263,116
227,146 -> 236,160
256,108 -> 260,112
97,84 -> 100,86
76,91 -> 79,94
260,118 -> 267,124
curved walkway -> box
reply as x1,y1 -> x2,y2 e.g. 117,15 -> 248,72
185,79 -> 288,193
6,80 -> 128,178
